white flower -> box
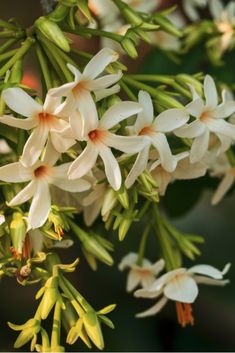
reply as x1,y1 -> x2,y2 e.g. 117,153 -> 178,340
119,253 -> 165,292
125,91 -> 189,188
134,263 -> 230,326
209,0 -> 235,52
0,142 -> 90,229
175,75 -> 235,163
150,152 -> 207,196
209,153 -> 235,205
49,48 -> 122,117
182,0 -> 208,21
68,99 -> 147,190
0,88 -> 75,167
0,139 -> 11,154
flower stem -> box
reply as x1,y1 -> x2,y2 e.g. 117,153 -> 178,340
137,223 -> 151,266
35,42 -> 53,91
51,301 -> 61,349
0,38 -> 19,54
0,37 -> 34,78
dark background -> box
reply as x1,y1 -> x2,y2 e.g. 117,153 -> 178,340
0,0 -> 235,351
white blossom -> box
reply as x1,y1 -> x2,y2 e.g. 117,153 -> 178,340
0,88 -> 75,167
175,75 -> 235,163
0,142 -> 90,229
125,91 -> 189,188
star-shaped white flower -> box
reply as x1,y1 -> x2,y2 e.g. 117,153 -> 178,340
209,0 -> 235,52
0,88 -> 75,167
49,48 -> 122,117
68,99 -> 148,190
149,152 -> 207,196
119,253 -> 165,292
175,75 -> 235,163
125,91 -> 190,188
0,142 -> 90,229
134,263 -> 230,326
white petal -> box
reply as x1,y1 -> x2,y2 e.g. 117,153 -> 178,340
127,270 -> 141,292
190,130 -> 210,163
154,109 -> 189,133
193,275 -> 229,286
125,146 -> 150,189
53,177 -> 90,193
147,259 -> 165,276
188,264 -> 229,279
186,98 -> 204,117
174,120 -> 205,138
99,102 -> 142,130
135,297 -> 168,318
213,101 -> 235,118
69,111 -> 85,140
50,130 -> 76,153
42,139 -> 60,166
118,252 -> 138,271
206,119 -> 235,139
2,88 -> 42,118
134,287 -> 163,299
0,214 -> 5,225
77,92 -> 98,134
141,275 -> 156,289
204,75 -> 218,109
83,48 -> 119,79
0,115 -> 37,130
67,63 -> 82,81
95,84 -> 120,102
216,133 -> 232,155
209,0 -> 224,19
104,132 -> 148,154
49,81 -> 77,98
8,181 -> 36,206
135,91 -> 154,133
88,71 -> 122,91
173,157 -> 207,180
28,181 -> 51,229
0,162 -> 33,182
183,0 -> 200,20
151,133 -> 175,172
97,144 -> 121,190
84,200 -> 103,226
212,172 -> 234,205
68,143 -> 98,179
164,275 -> 198,303
21,126 -> 49,167
43,94 -> 61,114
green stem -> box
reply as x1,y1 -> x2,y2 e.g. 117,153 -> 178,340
0,30 -> 24,38
38,33 -> 73,82
58,276 -> 85,317
0,49 -> 18,63
123,76 -> 183,109
67,219 -> 87,242
51,301 -> 61,349
138,200 -> 150,219
120,81 -> 137,101
153,204 -> 176,271
0,19 -> 19,30
0,37 -> 34,77
0,38 -> 19,54
137,223 -> 151,266
128,74 -> 173,85
63,25 -> 123,43
35,42 -> 53,91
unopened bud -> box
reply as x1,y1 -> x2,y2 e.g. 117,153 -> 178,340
40,276 -> 60,320
83,311 -> 104,350
10,212 -> 27,258
35,17 -> 70,52
121,38 -> 138,59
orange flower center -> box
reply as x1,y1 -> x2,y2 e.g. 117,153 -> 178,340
175,302 -> 194,328
199,111 -> 212,123
72,81 -> 89,96
88,129 -> 104,142
139,126 -> 154,136
34,165 -> 51,179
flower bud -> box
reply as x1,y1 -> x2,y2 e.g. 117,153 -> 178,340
9,319 -> 40,349
121,38 -> 138,59
66,318 -> 83,345
40,276 -> 60,320
83,236 -> 113,266
35,17 -> 70,52
116,185 -> 129,209
10,212 -> 27,258
83,311 -> 104,350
